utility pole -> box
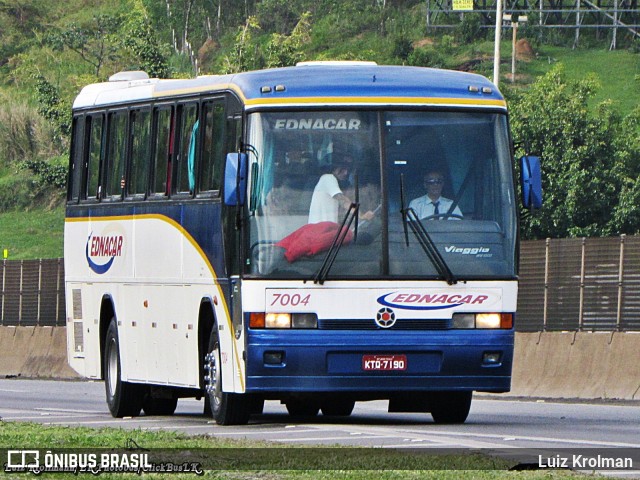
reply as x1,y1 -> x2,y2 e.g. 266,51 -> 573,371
504,14 -> 528,83
493,0 -> 503,86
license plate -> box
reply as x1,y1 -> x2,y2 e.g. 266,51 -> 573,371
362,354 -> 407,371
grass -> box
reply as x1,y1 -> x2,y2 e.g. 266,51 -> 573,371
514,45 -> 640,115
0,206 -> 65,260
0,422 -> 598,479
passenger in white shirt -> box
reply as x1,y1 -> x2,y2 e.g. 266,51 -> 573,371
308,158 -> 375,224
409,171 -> 462,220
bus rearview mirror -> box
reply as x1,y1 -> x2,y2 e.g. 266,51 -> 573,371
224,153 -> 248,206
520,155 -> 542,209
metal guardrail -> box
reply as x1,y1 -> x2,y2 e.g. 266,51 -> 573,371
517,235 -> 640,331
0,259 -> 65,327
1,236 -> 639,331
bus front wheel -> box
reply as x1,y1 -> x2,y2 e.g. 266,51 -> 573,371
429,391 -> 472,424
104,318 -> 143,418
204,328 -> 250,425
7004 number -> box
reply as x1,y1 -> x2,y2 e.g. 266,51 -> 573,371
270,293 -> 311,307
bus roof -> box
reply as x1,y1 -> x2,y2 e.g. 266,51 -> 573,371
72,63 -> 506,111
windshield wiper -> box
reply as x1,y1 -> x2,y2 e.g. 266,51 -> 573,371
399,174 -> 457,285
312,202 -> 359,285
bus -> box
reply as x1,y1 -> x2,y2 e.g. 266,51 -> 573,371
65,62 -> 541,425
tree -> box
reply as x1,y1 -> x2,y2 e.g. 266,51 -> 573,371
222,16 -> 261,74
265,12 -> 311,68
0,0 -> 50,65
45,14 -> 123,77
509,65 -> 640,238
121,1 -> 171,78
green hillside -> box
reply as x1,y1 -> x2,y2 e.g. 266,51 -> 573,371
0,0 -> 638,259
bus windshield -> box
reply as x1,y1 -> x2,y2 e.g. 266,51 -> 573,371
245,110 -> 517,280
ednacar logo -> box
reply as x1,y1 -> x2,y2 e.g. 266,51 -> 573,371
274,118 -> 361,130
85,230 -> 125,274
377,292 -> 491,310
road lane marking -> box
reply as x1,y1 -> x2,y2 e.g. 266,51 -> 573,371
278,435 -> 388,443
34,407 -> 106,414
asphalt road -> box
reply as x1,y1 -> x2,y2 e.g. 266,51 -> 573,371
1,379 -> 639,475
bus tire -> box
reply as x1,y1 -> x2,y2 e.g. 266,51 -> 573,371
142,396 -> 178,416
429,391 -> 472,424
321,400 -> 355,417
104,318 -> 143,418
204,328 -> 250,425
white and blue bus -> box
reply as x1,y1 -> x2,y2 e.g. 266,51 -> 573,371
65,62 -> 541,425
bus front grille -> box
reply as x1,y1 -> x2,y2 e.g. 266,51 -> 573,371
317,319 -> 450,330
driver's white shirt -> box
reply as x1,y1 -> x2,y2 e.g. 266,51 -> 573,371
408,195 -> 462,220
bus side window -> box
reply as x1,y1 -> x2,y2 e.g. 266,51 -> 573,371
68,116 -> 83,202
128,109 -> 151,197
199,100 -> 225,193
151,107 -> 173,196
106,110 -> 128,199
86,114 -> 104,200
175,103 -> 199,195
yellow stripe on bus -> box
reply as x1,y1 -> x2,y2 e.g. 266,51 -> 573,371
151,83 -> 507,109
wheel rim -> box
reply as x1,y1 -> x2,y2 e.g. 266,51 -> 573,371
107,337 -> 118,397
204,344 -> 222,411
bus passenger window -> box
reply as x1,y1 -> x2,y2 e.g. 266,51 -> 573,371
200,101 -> 224,193
106,111 -> 127,199
129,109 -> 151,196
69,117 -> 83,202
176,103 -> 198,194
151,107 -> 172,196
86,114 -> 103,200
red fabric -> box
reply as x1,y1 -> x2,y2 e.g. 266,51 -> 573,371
276,222 -> 354,262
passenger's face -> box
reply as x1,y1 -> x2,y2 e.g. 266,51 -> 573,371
335,167 -> 349,181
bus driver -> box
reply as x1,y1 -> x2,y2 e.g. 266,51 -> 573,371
409,170 -> 462,220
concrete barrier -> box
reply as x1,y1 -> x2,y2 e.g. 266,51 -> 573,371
511,331 -> 640,400
0,326 -> 79,379
2,326 -> 639,400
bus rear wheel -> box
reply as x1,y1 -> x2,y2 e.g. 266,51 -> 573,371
204,328 -> 250,425
104,318 -> 143,418
429,391 -> 472,424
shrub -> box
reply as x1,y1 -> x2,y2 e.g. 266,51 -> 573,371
454,14 -> 485,44
0,98 -> 59,167
407,47 -> 445,68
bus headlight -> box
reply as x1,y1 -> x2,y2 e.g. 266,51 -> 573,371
265,313 -> 291,328
452,313 -> 475,329
476,313 -> 502,329
291,313 -> 318,329
452,313 -> 513,329
251,313 -> 318,329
